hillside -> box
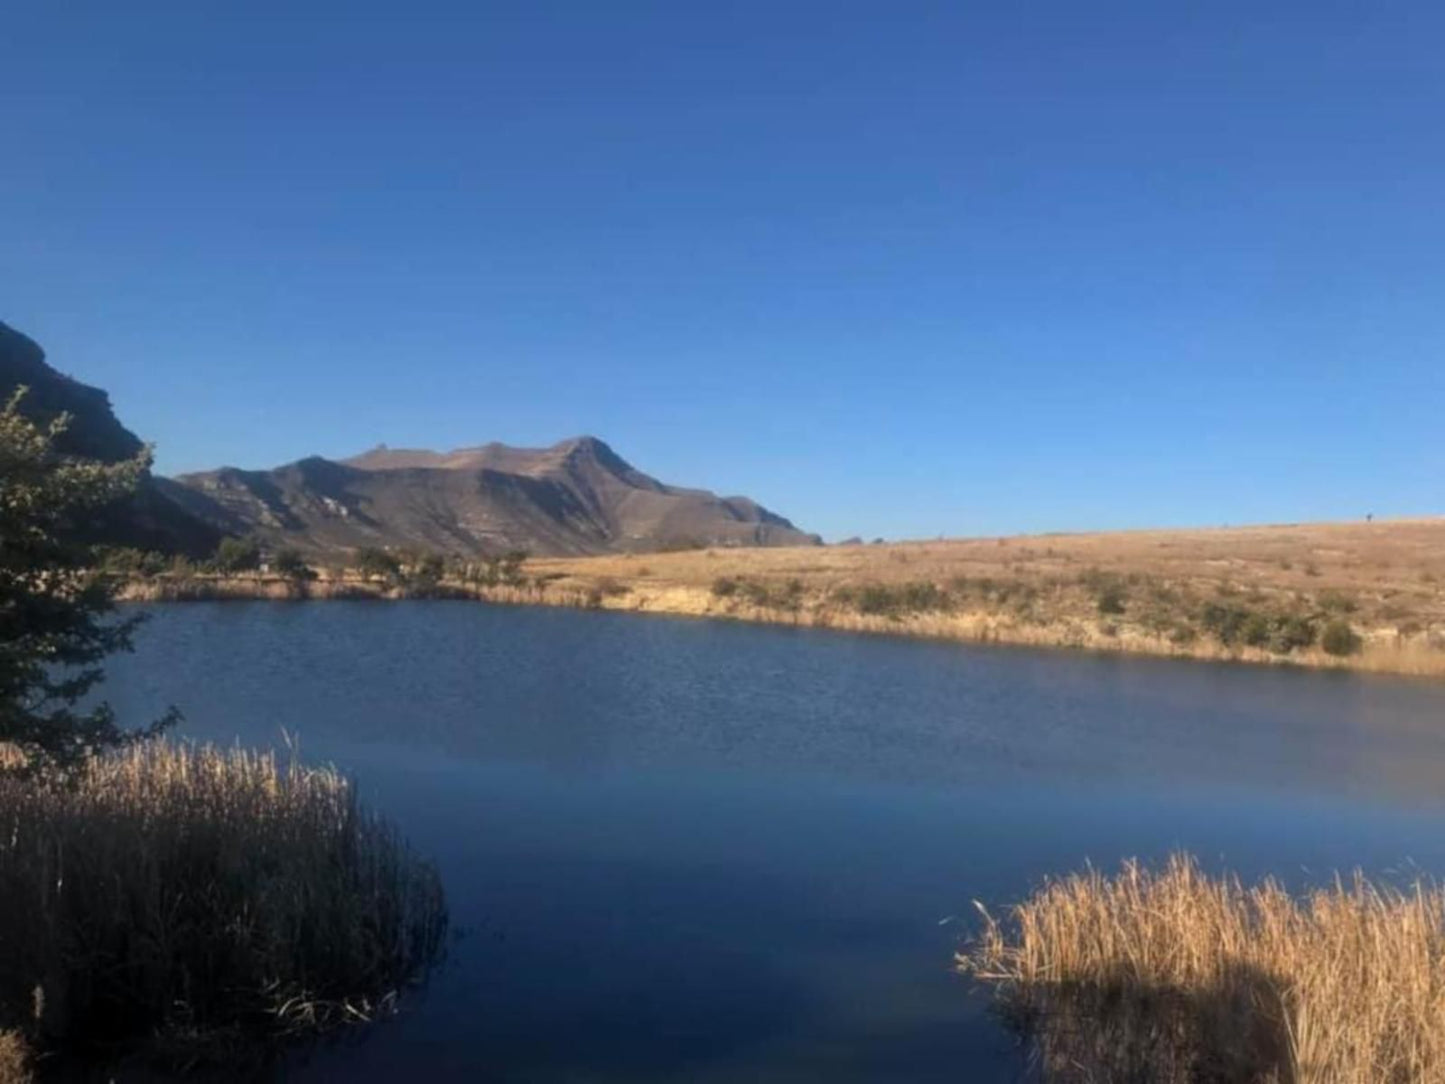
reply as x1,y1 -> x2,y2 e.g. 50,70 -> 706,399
171,437 -> 819,557
0,321 -> 221,555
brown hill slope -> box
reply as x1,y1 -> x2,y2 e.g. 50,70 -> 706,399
172,437 -> 818,557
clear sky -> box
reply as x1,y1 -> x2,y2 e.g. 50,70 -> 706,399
3,1 -> 1440,541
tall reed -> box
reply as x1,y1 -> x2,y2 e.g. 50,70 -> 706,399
0,740 -> 446,1070
960,854 -> 1445,1083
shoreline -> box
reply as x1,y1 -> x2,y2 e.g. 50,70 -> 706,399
116,573 -> 1445,679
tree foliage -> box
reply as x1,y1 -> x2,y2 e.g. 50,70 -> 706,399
272,547 -> 313,581
0,391 -> 176,768
213,535 -> 262,573
354,547 -> 400,582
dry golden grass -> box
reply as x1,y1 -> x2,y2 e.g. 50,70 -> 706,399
960,855 -> 1445,1083
0,740 -> 446,1072
0,1032 -> 30,1084
519,518 -> 1445,677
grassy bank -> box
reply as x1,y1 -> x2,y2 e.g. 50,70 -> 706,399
114,518 -> 1445,677
0,741 -> 446,1079
517,518 -> 1445,677
960,855 -> 1445,1083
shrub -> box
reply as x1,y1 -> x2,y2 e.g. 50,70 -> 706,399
1320,619 -> 1363,657
496,549 -> 528,585
735,577 -> 804,611
1267,615 -> 1316,654
409,553 -> 446,591
1079,569 -> 1128,614
0,742 -> 446,1068
354,547 -> 401,583
1240,612 -> 1272,647
213,536 -> 262,574
1095,584 -> 1127,615
1167,623 -> 1198,646
1200,602 -> 1252,646
96,547 -> 167,579
835,581 -> 950,618
711,576 -> 739,598
464,551 -> 528,588
1201,603 -> 1318,655
272,547 -> 313,581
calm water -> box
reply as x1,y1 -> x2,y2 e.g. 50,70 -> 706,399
108,602 -> 1445,1082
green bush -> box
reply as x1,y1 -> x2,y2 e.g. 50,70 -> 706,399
835,581 -> 950,618
354,547 -> 401,582
1096,584 -> 1127,615
1200,603 -> 1252,646
1268,615 -> 1317,654
1321,620 -> 1363,657
1080,569 -> 1128,614
1240,613 -> 1272,647
272,548 -> 313,582
410,554 -> 445,589
213,537 -> 262,574
1200,603 -> 1318,656
95,547 -> 168,579
1318,591 -> 1358,614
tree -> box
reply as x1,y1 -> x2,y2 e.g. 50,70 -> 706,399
272,547 -> 312,581
498,549 -> 529,585
409,553 -> 445,592
213,535 -> 261,574
0,391 -> 176,768
354,547 -> 400,583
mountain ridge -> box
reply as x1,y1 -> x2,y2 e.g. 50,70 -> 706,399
1,318 -> 817,558
172,435 -> 818,557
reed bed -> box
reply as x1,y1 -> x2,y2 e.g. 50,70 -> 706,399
0,1031 -> 29,1084
960,854 -> 1445,1083
0,741 -> 446,1073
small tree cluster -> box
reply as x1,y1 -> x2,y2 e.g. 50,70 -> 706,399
354,547 -> 402,583
457,550 -> 529,588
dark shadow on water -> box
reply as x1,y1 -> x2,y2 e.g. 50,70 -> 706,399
996,962 -> 1293,1084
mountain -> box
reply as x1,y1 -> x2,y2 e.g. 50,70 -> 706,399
0,321 -> 222,555
172,437 -> 819,557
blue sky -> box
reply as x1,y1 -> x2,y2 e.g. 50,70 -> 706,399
3,1 -> 1441,541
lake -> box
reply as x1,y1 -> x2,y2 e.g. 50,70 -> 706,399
106,602 -> 1445,1082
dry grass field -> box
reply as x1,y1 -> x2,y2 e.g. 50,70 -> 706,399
518,517 -> 1445,677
